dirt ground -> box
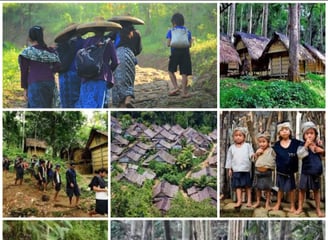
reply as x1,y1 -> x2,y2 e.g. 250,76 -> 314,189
3,171 -> 107,218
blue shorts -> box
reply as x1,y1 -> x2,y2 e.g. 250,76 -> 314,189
232,172 -> 252,189
168,48 -> 192,75
299,173 -> 321,191
276,172 -> 296,192
66,185 -> 80,197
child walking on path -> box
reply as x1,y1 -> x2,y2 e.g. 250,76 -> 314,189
166,13 -> 192,98
225,127 -> 254,208
252,132 -> 276,209
296,121 -> 325,217
272,121 -> 302,212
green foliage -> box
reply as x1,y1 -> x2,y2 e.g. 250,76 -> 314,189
181,178 -> 197,191
162,171 -> 186,185
167,192 -> 217,217
2,220 -> 105,240
148,161 -> 171,177
220,77 -> 325,108
111,179 -> 154,217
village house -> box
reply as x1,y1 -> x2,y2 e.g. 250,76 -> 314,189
24,138 -> 47,157
220,36 -> 241,76
143,149 -> 176,165
85,129 -> 108,171
153,180 -> 179,213
262,32 -> 315,77
233,31 -> 270,75
303,43 -> 325,74
191,167 -> 217,179
189,186 -> 217,207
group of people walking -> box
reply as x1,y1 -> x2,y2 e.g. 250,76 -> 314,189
18,13 -> 193,108
6,155 -> 108,216
19,16 -> 143,108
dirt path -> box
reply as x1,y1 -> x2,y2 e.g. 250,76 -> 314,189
5,54 -> 216,108
3,171 -> 103,217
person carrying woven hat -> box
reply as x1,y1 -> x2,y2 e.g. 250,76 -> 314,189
55,23 -> 85,108
272,121 -> 302,212
19,26 -> 61,108
74,17 -> 121,108
225,126 -> 254,208
108,15 -> 144,108
252,131 -> 276,209
295,121 -> 325,217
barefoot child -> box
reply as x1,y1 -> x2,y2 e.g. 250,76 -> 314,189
252,132 -> 276,209
296,121 -> 325,217
272,121 -> 302,212
53,164 -> 62,202
166,12 -> 192,98
225,127 -> 254,208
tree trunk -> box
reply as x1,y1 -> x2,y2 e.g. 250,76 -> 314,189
142,221 -> 153,240
248,4 -> 253,34
288,3 -> 300,82
182,221 -> 192,240
228,3 -> 236,42
262,3 -> 269,37
164,221 -> 172,240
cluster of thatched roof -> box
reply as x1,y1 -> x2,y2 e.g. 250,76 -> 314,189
111,116 -> 218,213
220,31 -> 324,67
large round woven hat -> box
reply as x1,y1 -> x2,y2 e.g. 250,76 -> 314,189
54,23 -> 79,43
76,16 -> 122,35
108,15 -> 145,25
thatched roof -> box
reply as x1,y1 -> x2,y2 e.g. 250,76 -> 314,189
86,129 -> 108,148
264,32 -> 315,61
220,39 -> 241,64
153,180 -> 179,198
233,32 -> 270,60
25,138 -> 47,149
303,43 -> 325,64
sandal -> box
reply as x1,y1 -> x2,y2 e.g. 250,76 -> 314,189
168,89 -> 180,96
181,93 -> 191,98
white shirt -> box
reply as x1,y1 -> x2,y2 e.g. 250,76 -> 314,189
225,142 -> 254,172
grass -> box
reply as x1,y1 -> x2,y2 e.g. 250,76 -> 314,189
220,74 -> 325,108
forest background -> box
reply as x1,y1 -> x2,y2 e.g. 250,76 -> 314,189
220,3 -> 325,108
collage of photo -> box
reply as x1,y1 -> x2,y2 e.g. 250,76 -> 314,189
1,1 -> 326,240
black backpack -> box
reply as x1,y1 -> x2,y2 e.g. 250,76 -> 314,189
56,39 -> 76,73
75,38 -> 109,79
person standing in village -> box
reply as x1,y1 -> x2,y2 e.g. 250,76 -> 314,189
46,160 -> 54,189
252,132 -> 276,210
19,25 -> 61,108
53,164 -> 62,202
296,121 -> 325,217
66,163 -> 80,207
109,15 -> 144,108
74,17 -> 121,108
88,168 -> 108,216
38,159 -> 47,192
3,155 -> 10,175
225,127 -> 254,208
272,121 -> 302,212
166,12 -> 192,98
14,157 -> 25,185
55,23 -> 85,108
